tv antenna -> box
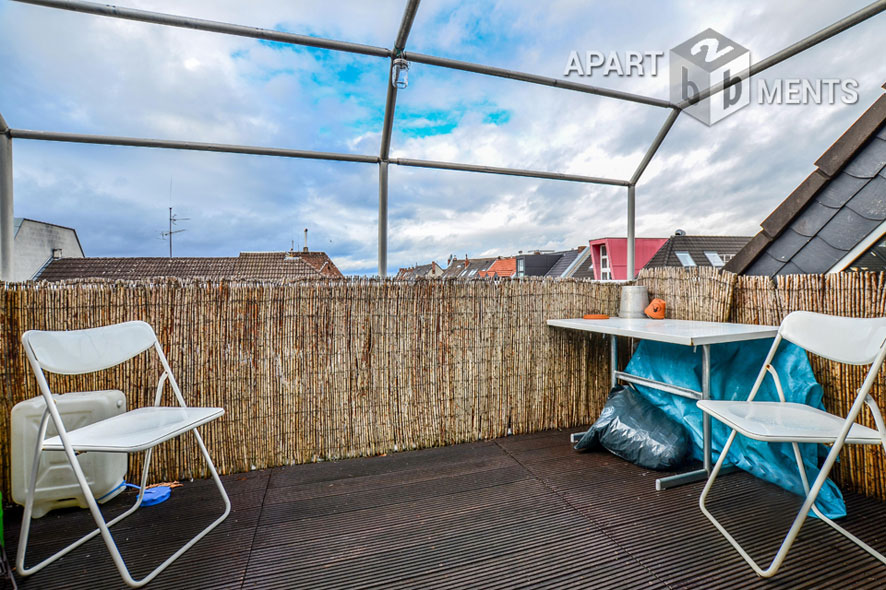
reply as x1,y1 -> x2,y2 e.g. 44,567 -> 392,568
161,206 -> 189,257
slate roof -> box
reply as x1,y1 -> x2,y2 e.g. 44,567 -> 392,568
726,86 -> 886,276
441,257 -> 495,278
570,251 -> 595,279
643,235 -> 751,269
395,261 -> 444,279
36,251 -> 343,281
544,247 -> 584,277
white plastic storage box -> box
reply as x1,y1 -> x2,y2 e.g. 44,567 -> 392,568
11,390 -> 128,518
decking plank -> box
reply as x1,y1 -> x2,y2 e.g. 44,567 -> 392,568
4,430 -> 885,589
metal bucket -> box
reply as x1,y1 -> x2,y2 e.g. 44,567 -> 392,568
619,285 -> 649,318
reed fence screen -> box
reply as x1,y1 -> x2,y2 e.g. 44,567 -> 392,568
1,268 -> 885,501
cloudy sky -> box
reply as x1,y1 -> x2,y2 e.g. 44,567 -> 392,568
1,0 -> 884,275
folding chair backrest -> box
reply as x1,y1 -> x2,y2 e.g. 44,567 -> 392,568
22,321 -> 158,375
779,311 -> 886,366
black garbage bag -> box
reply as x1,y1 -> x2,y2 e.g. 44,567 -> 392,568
574,384 -> 689,470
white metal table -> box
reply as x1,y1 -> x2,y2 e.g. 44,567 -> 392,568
547,317 -> 778,490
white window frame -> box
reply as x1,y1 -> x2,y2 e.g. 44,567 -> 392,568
704,251 -> 725,267
675,251 -> 696,267
600,245 -> 611,280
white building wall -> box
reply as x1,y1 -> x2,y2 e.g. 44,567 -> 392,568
13,219 -> 84,281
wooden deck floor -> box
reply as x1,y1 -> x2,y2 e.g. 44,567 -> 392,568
4,428 -> 886,589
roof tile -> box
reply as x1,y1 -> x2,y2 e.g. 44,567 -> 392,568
815,96 -> 886,176
766,228 -> 812,262
744,252 -> 787,276
843,136 -> 886,179
814,173 -> 868,208
843,175 -> 886,220
817,207 -> 882,251
759,171 -> 829,238
791,200 -> 840,237
790,236 -> 846,274
776,260 -> 806,276
37,251 -> 341,282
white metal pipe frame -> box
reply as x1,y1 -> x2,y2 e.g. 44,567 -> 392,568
2,0 -> 885,279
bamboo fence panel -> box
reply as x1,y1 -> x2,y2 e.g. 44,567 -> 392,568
3,271 -> 886,502
0,277 -> 621,498
637,266 -> 734,322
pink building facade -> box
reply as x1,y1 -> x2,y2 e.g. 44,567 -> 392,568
587,237 -> 667,280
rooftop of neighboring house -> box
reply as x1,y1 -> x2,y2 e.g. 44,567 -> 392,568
569,252 -> 596,279
395,261 -> 445,280
726,83 -> 886,276
644,234 -> 751,269
478,257 -> 516,278
36,250 -> 344,281
513,249 -> 578,278
544,247 -> 585,277
441,256 -> 496,279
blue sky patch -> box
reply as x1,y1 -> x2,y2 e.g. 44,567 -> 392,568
484,110 -> 511,125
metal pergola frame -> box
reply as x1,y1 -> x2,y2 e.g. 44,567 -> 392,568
2,0 -> 885,279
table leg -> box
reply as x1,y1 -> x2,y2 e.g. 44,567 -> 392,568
702,343 -> 711,473
610,334 -> 618,390
655,344 -> 727,490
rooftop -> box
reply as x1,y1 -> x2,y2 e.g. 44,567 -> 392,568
727,85 -> 886,276
35,251 -> 343,281
645,235 -> 751,269
6,428 -> 885,589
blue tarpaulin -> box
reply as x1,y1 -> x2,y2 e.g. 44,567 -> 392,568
625,338 -> 846,519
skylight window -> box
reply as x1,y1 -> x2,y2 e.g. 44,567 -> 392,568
675,251 -> 696,267
704,251 -> 725,267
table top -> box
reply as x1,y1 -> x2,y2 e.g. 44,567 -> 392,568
546,317 -> 778,346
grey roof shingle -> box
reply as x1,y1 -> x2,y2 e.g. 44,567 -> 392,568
571,253 -> 596,279
815,173 -> 868,208
766,229 -> 812,262
745,253 -> 787,276
791,200 -> 840,237
544,248 -> 583,277
818,207 -> 882,251
844,136 -> 886,178
845,175 -> 886,219
787,236 -> 847,274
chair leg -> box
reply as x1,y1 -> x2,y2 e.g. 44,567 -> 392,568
17,442 -> 152,578
17,428 -> 231,588
701,429 -> 886,577
698,429 -> 787,577
700,429 -> 818,577
792,440 -> 886,568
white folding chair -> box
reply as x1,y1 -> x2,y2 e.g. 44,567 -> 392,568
16,321 -> 231,588
697,311 -> 886,577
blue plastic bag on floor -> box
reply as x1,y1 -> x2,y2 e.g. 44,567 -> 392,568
624,338 -> 846,519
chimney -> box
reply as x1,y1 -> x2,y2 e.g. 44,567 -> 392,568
303,228 -> 309,252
